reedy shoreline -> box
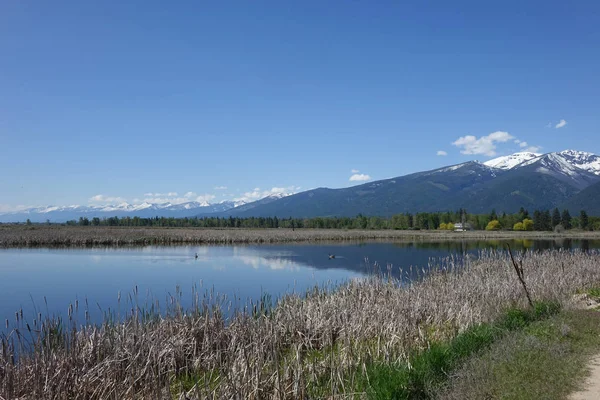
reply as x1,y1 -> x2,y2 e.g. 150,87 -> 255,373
2,250 -> 600,399
2,225 -> 600,247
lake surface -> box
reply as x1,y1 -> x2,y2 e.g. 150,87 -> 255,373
1,239 -> 599,325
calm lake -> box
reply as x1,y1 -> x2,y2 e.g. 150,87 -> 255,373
1,239 -> 599,324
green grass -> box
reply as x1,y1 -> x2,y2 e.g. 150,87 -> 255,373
341,302 -> 562,399
170,370 -> 221,399
439,308 -> 600,400
586,287 -> 600,299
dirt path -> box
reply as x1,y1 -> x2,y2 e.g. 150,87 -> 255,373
570,356 -> 600,399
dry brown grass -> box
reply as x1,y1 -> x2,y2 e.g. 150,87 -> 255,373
1,250 -> 600,399
2,225 -> 600,247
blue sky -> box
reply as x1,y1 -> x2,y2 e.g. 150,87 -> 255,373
1,1 -> 599,211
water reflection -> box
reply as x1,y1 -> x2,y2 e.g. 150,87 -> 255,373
391,239 -> 600,252
1,239 -> 599,326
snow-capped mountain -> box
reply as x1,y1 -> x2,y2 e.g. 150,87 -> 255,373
485,150 -> 600,176
557,150 -> 600,176
3,150 -> 599,222
0,198 -> 253,223
516,151 -> 600,190
264,192 -> 290,200
484,152 -> 541,170
427,161 -> 499,177
485,150 -> 600,191
484,150 -> 600,178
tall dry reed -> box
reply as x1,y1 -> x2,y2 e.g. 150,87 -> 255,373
1,249 -> 600,399
2,225 -> 600,247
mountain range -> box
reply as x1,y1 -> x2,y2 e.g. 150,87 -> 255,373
0,200 -> 238,223
221,150 -> 600,218
2,150 -> 600,222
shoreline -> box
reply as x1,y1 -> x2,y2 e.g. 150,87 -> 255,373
1,225 -> 600,247
3,250 -> 600,398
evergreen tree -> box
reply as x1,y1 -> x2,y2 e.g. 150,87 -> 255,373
580,210 -> 589,230
542,210 -> 553,231
490,209 -> 498,221
561,209 -> 572,230
533,210 -> 542,231
518,207 -> 529,220
552,208 -> 561,228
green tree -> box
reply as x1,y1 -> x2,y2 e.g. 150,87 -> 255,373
580,210 -> 589,230
540,210 -> 552,231
368,216 -> 383,229
391,214 -> 408,230
513,222 -> 524,231
552,208 -> 561,228
561,209 -> 572,230
26,219 -> 32,226
518,207 -> 529,220
533,210 -> 542,231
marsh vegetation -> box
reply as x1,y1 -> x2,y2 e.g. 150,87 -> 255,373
2,249 -> 600,399
3,225 -> 600,247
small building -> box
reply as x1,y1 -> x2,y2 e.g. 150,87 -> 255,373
454,222 -> 472,232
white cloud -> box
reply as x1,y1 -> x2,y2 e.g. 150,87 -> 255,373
143,192 -> 178,197
436,150 -> 447,156
0,204 -> 31,213
555,119 -> 567,129
348,169 -> 371,181
514,139 -> 541,152
88,194 -> 127,204
214,186 -> 227,190
524,145 -> 541,153
234,186 -> 301,203
452,131 -> 514,156
349,173 -> 371,181
142,192 -> 215,205
194,194 -> 216,204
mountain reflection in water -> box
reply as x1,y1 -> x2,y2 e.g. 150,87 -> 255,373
0,239 -> 598,326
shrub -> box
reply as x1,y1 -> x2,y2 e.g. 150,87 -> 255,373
513,222 -> 524,231
523,218 -> 534,231
485,220 -> 501,231
554,224 -> 565,233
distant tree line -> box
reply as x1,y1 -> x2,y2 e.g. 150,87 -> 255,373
17,207 -> 595,231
